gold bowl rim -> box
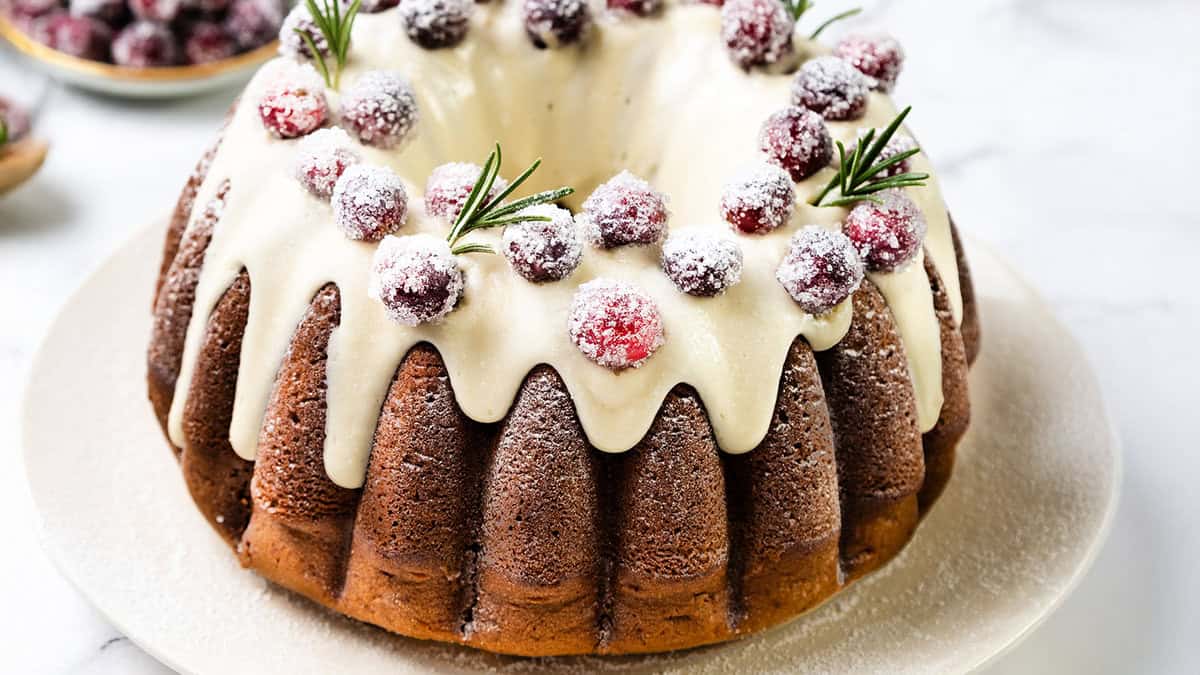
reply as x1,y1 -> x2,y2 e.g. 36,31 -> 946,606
0,14 -> 276,83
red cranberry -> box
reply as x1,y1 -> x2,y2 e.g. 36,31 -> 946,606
69,0 -> 127,24
128,0 -> 181,22
568,279 -> 665,370
292,128 -> 361,199
357,0 -> 400,13
11,0 -> 59,16
523,0 -> 589,49
607,0 -> 660,16
279,4 -> 328,59
113,22 -> 182,67
186,0 -> 232,12
720,163 -> 795,234
501,204 -> 582,282
661,232 -> 743,297
758,106 -> 833,182
849,129 -> 918,178
400,0 -> 472,49
842,190 -> 927,271
579,171 -> 669,248
369,234 -> 464,326
223,0 -> 285,50
835,33 -> 904,92
776,226 -> 864,314
184,22 -> 237,64
332,164 -> 409,241
339,71 -> 419,149
256,65 -> 328,138
424,162 -> 509,221
720,0 -> 793,69
0,98 -> 31,143
791,56 -> 871,121
41,13 -> 113,61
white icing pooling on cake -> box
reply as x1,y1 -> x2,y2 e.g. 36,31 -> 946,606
167,2 -> 960,489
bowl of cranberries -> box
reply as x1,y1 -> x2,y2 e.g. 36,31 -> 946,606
0,0 -> 284,98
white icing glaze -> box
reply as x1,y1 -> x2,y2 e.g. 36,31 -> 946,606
166,1 -> 961,489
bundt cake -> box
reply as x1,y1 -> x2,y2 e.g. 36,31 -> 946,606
147,0 -> 981,657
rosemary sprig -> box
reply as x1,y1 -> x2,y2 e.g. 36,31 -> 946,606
446,143 -> 575,256
782,1 -> 861,38
809,7 -> 862,38
0,118 -> 7,147
298,0 -> 361,89
809,106 -> 929,208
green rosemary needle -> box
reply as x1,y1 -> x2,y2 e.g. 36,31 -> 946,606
809,106 -> 929,208
298,0 -> 361,90
446,143 -> 575,256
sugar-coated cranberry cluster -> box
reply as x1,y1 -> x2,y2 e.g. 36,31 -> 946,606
6,0 -> 285,67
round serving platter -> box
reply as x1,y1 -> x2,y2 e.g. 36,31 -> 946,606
22,217 -> 1120,674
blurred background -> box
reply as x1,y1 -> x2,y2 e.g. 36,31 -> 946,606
2,0 -> 1198,672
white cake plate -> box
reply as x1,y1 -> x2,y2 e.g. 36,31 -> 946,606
22,218 -> 1120,674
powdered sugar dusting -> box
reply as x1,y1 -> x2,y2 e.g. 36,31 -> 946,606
758,106 -> 834,182
777,226 -> 865,315
400,0 -> 472,48
338,71 -> 419,149
791,55 -> 872,121
501,204 -> 582,282
279,4 -> 329,59
568,279 -> 665,369
843,190 -> 927,272
720,162 -> 796,234
292,128 -> 361,199
332,164 -> 409,241
256,61 -> 328,139
578,170 -> 669,249
661,231 -> 744,297
424,162 -> 509,220
720,0 -> 793,69
369,233 -> 464,326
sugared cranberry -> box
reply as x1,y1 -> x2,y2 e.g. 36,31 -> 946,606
11,0 -> 59,16
607,0 -> 660,16
292,128 -> 361,199
0,98 -> 31,143
523,0 -> 589,49
113,21 -> 179,66
568,279 -> 665,370
721,163 -> 795,234
579,171 -> 668,248
279,4 -> 328,59
661,232 -> 744,297
40,13 -> 113,61
256,64 -> 328,138
835,33 -> 904,92
357,0 -> 400,13
502,204 -> 582,282
184,22 -> 237,64
842,190 -> 927,271
69,0 -> 127,24
698,0 -> 723,4
400,0 -> 471,49
369,234 -> 464,326
187,0 -> 232,12
720,0 -> 793,69
849,129 -> 918,178
424,162 -> 509,221
128,0 -> 181,23
224,0 -> 285,50
339,71 -> 419,149
791,56 -> 871,121
758,106 -> 833,182
776,226 -> 864,314
332,164 -> 408,241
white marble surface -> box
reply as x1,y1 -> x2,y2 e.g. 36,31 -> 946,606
1,0 -> 1197,672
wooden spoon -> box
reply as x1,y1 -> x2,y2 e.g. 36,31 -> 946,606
0,138 -> 49,195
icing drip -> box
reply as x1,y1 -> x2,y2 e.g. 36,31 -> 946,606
167,2 -> 962,489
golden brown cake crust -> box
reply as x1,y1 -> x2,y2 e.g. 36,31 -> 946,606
150,169 -> 980,656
